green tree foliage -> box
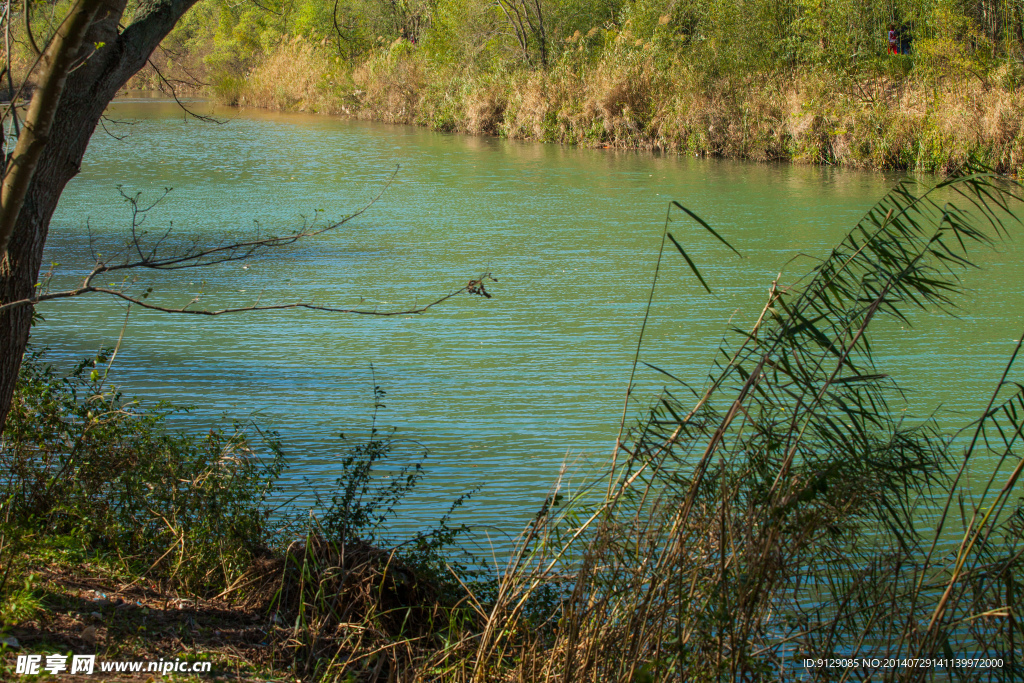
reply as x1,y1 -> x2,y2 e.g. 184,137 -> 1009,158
174,0 -> 1024,83
10,0 -> 1023,93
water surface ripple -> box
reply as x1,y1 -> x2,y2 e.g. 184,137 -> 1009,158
37,100 -> 1024,535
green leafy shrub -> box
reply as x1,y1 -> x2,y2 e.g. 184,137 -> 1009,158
0,348 -> 480,671
0,349 -> 286,592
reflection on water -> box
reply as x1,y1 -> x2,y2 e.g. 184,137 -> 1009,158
36,100 -> 1024,534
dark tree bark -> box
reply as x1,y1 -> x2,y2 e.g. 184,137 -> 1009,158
0,0 -> 202,431
495,0 -> 547,67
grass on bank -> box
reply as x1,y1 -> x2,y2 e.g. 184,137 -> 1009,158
2,168 -> 1024,681
123,0 -> 1024,176
7,0 -> 1023,174
194,33 -> 1024,176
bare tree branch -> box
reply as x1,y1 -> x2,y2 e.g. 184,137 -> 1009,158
24,0 -> 42,57
150,43 -> 208,89
97,113 -> 132,141
3,274 -> 496,316
147,57 -> 224,124
0,166 -> 499,315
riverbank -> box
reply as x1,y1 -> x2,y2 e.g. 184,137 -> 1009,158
0,551 -> 273,681
0,531 -> 476,682
135,36 -> 1024,176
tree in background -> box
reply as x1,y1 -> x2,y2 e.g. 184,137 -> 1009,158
158,0 -> 1024,82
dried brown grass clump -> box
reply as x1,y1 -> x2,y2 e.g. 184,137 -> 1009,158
926,82 -> 1024,173
598,79 -> 637,119
771,69 -> 1024,174
587,57 -> 658,144
206,36 -> 1024,176
245,535 -> 481,682
508,61 -> 1024,173
265,536 -> 444,635
242,38 -> 341,113
352,44 -> 428,124
466,89 -> 507,136
503,71 -> 556,140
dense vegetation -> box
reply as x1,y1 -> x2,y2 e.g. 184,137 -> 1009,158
120,0 -> 1024,172
2,170 -> 1023,681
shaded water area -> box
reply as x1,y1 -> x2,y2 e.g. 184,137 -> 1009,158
36,99 -> 1024,540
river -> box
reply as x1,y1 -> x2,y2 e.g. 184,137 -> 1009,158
35,98 -> 1024,539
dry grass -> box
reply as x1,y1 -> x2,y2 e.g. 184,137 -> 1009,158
0,534 -> 480,683
213,40 -> 1024,175
453,171 -> 1024,682
234,37 -> 342,114
349,41 -> 428,124
465,89 -> 506,136
250,535 -> 478,682
0,561 -> 276,681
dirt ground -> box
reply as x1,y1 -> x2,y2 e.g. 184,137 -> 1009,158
1,564 -> 287,682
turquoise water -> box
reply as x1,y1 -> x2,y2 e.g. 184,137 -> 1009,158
35,99 -> 1024,535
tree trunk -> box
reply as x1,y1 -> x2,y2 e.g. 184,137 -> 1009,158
0,0 -> 201,432
1015,2 -> 1024,52
0,0 -> 105,257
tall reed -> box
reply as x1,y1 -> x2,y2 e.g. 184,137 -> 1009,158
460,169 -> 1024,682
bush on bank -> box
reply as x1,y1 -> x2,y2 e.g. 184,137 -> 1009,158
0,349 -> 286,593
0,350 -> 483,680
116,0 -> 1024,173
